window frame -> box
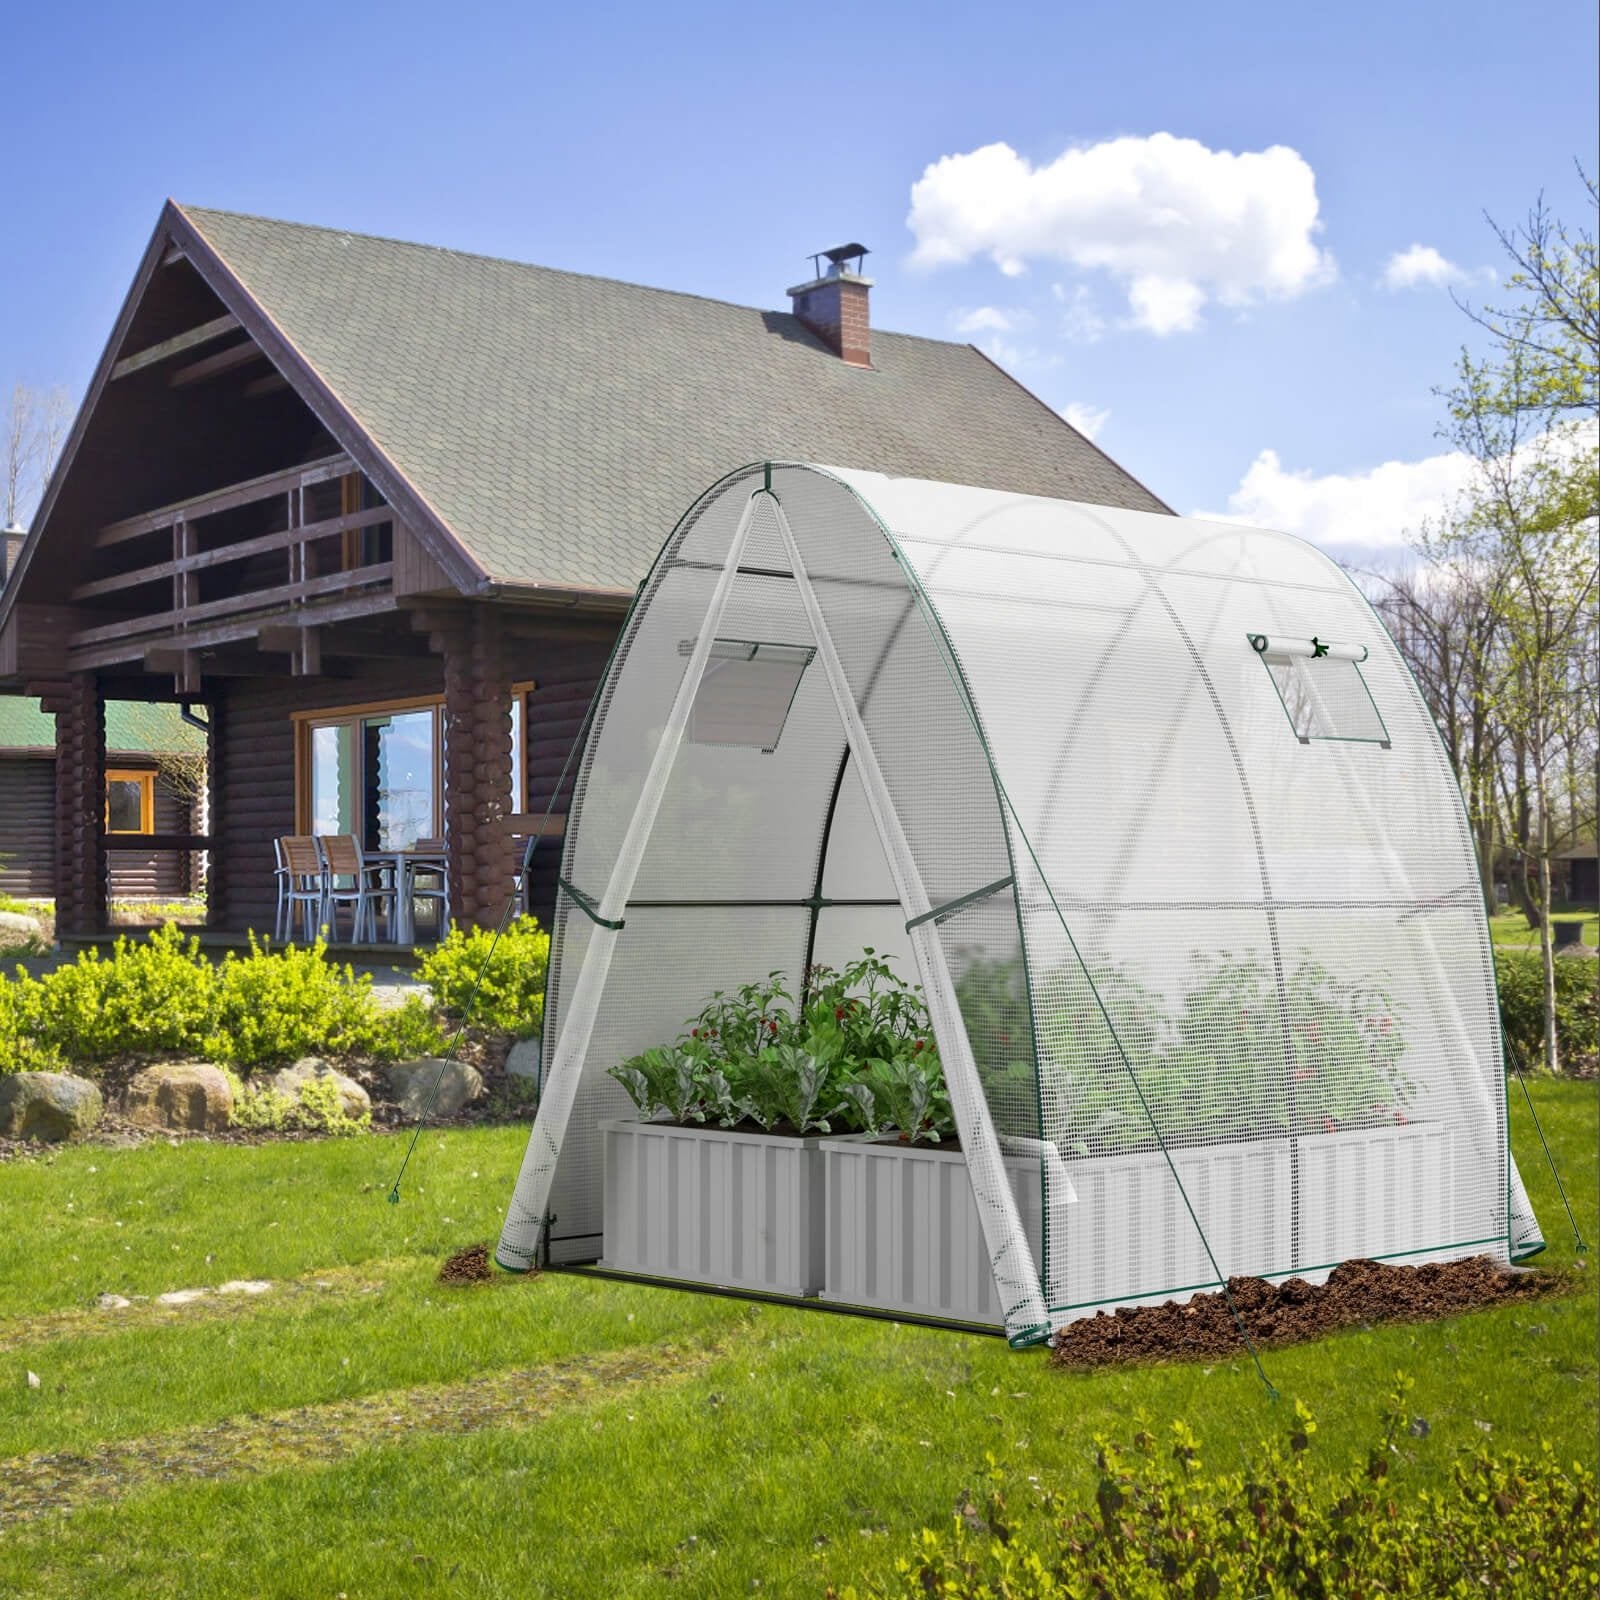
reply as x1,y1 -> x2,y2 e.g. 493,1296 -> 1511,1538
105,768 -> 156,835
292,683 -> 538,841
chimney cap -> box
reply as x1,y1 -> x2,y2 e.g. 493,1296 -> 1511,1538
811,243 -> 869,278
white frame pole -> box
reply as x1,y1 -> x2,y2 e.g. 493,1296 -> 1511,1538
768,497 -> 1051,1342
496,491 -> 766,1268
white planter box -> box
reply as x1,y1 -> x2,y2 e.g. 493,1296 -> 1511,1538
1052,1122 -> 1455,1321
819,1136 -> 1075,1327
823,1123 -> 1453,1330
600,1119 -> 826,1297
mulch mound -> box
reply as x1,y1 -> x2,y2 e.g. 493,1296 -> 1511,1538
1050,1255 -> 1564,1369
438,1243 -> 494,1285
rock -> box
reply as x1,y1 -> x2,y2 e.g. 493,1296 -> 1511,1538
217,1279 -> 272,1296
0,1072 -> 104,1142
382,1057 -> 484,1120
271,1057 -> 371,1120
122,1062 -> 234,1132
157,1288 -> 209,1306
97,1294 -> 132,1311
506,1037 -> 542,1079
0,909 -> 43,944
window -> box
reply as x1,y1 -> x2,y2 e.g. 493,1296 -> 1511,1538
299,700 -> 443,850
1249,633 -> 1389,748
296,683 -> 535,846
683,639 -> 816,752
105,769 -> 155,834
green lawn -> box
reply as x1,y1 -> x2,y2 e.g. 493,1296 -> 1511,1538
1491,906 -> 1599,948
0,1085 -> 1594,1598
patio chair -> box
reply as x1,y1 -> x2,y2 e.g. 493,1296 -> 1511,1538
319,834 -> 396,944
279,836 -> 328,943
272,836 -> 291,943
408,837 -> 450,940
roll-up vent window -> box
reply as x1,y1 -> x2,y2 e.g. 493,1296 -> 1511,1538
1249,633 -> 1390,748
680,638 -> 816,752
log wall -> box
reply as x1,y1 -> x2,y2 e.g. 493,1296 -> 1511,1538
0,757 -> 55,895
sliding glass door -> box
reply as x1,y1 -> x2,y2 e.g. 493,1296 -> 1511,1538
303,703 -> 441,850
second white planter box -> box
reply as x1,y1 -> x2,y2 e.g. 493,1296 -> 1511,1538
819,1137 -> 1073,1327
600,1119 -> 826,1297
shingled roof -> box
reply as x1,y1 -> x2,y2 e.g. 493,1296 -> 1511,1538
176,206 -> 1169,594
0,698 -> 204,756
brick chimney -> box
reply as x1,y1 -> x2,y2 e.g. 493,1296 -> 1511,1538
788,244 -> 872,368
1,523 -> 22,592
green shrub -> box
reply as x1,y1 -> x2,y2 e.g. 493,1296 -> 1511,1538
225,1068 -> 372,1135
415,916 -> 549,1039
0,974 -> 59,1073
843,1378 -> 1597,1599
18,925 -> 217,1063
206,937 -> 439,1069
1496,948 -> 1598,1068
2,927 -> 440,1076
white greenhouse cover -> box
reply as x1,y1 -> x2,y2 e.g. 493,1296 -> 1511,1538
499,463 -> 1536,1344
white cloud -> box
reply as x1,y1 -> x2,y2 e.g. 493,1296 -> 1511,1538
1197,447 -> 1476,556
1052,282 -> 1106,343
907,132 -> 1334,334
954,306 -> 1015,334
1382,244 -> 1462,290
1200,419 -> 1599,563
1061,401 -> 1110,441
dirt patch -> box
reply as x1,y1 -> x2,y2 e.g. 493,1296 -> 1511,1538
1050,1255 -> 1567,1369
438,1243 -> 496,1285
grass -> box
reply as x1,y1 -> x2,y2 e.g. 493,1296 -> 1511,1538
0,1083 -> 1594,1598
1491,906 -> 1599,948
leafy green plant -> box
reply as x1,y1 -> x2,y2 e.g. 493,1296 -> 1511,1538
608,950 -> 946,1139
727,1043 -> 846,1135
1497,947 -> 1598,1069
842,1376 -> 1598,1599
415,916 -> 549,1039
609,1044 -> 713,1124
847,1050 -> 953,1143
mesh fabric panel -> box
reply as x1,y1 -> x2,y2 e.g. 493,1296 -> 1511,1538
510,461 -> 1520,1331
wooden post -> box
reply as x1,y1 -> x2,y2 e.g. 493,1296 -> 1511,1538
439,606 -> 515,929
45,673 -> 108,937
204,697 -> 227,930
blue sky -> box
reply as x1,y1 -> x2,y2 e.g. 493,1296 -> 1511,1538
3,0 -> 1595,558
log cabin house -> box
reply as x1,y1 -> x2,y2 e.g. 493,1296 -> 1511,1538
0,204 -> 1167,943
0,694 -> 203,900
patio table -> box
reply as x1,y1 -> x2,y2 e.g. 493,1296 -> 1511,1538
363,848 -> 447,944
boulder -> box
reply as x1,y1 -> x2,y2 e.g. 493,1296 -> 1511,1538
506,1037 -> 542,1079
271,1057 -> 371,1120
122,1062 -> 234,1132
0,909 -> 43,943
0,1072 -> 104,1142
382,1057 -> 484,1120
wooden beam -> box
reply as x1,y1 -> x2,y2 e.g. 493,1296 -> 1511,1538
169,339 -> 269,388
243,372 -> 290,399
111,314 -> 240,380
73,506 -> 392,600
70,562 -> 394,647
103,833 -> 211,852
95,453 -> 353,548
68,590 -> 400,670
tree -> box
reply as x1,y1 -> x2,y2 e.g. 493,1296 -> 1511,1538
3,379 -> 72,528
1436,199 -> 1599,1070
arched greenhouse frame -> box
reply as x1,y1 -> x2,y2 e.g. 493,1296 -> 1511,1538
498,463 -> 1540,1347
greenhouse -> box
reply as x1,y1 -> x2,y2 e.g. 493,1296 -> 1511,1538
496,462 -> 1542,1347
